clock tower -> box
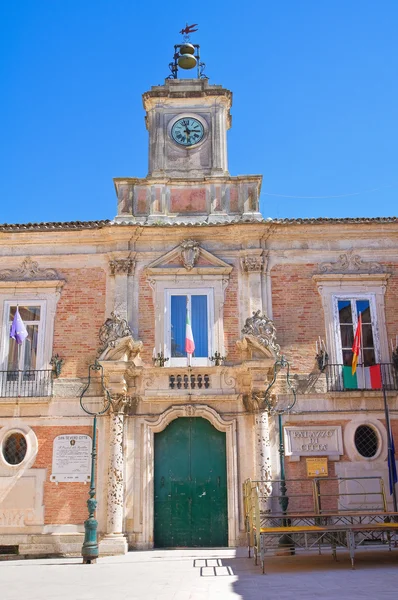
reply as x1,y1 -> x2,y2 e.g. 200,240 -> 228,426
114,41 -> 262,224
144,78 -> 230,179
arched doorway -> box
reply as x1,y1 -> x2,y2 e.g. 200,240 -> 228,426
154,417 -> 228,547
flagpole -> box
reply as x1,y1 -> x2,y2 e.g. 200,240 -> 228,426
382,383 -> 398,512
358,311 -> 365,389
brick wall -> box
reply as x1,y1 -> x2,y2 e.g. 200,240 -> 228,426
384,268 -> 398,347
271,264 -> 324,372
223,266 -> 240,361
33,426 -> 93,525
53,268 -> 106,377
138,269 -> 155,364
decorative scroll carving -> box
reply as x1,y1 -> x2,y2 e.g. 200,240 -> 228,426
241,310 -> 281,358
240,254 -> 263,272
180,239 -> 200,270
109,258 -> 135,276
109,393 -> 139,415
319,250 -> 384,274
0,257 -> 60,281
97,312 -> 143,361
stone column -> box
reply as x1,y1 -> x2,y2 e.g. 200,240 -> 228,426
255,410 -> 272,512
99,395 -> 131,555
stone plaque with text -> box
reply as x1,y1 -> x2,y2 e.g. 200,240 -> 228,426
51,434 -> 92,482
284,426 -> 343,461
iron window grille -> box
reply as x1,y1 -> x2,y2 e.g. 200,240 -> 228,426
354,425 -> 379,458
2,432 -> 27,465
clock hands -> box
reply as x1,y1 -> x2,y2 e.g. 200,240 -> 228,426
172,118 -> 203,145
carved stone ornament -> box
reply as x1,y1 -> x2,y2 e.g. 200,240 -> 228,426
109,258 -> 135,276
110,393 -> 139,415
241,310 -> 281,358
240,255 -> 263,272
184,405 -> 196,417
180,239 -> 200,270
97,312 -> 143,361
319,249 -> 384,274
0,257 -> 59,281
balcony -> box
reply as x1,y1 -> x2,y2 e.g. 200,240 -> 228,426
0,370 -> 53,398
325,363 -> 398,392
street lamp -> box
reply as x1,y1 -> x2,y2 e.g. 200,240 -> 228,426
80,361 -> 111,564
256,357 -> 297,515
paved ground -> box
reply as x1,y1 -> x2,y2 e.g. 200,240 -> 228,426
0,547 -> 397,600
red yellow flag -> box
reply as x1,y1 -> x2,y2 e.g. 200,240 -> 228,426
352,312 -> 362,375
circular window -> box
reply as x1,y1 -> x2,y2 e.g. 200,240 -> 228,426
354,425 -> 379,458
2,432 -> 27,465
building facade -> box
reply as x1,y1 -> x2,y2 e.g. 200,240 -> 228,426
0,73 -> 397,557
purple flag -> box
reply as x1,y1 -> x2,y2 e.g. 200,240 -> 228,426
10,307 -> 28,345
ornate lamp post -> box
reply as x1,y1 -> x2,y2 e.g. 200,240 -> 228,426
257,357 -> 297,515
80,361 -> 111,564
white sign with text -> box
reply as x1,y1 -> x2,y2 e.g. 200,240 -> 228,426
51,434 -> 92,482
284,426 -> 343,461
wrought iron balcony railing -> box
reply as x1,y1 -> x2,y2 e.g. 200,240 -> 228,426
325,363 -> 398,392
0,370 -> 53,398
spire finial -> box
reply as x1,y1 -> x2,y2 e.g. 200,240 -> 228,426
167,24 -> 208,80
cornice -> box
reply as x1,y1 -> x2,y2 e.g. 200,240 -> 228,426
313,273 -> 391,284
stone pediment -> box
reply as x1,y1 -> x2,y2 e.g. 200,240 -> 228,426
146,240 -> 232,276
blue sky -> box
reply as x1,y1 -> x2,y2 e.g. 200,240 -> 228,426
1,1 -> 397,223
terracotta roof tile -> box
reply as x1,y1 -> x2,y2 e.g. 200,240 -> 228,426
0,216 -> 397,232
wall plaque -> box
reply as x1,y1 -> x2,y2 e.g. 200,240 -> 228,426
306,457 -> 328,477
284,426 -> 343,461
51,435 -> 92,482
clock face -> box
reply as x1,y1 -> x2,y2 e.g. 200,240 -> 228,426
171,117 -> 205,147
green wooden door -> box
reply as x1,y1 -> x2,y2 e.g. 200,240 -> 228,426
154,417 -> 228,547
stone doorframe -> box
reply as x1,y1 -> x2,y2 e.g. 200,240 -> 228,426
142,404 -> 239,547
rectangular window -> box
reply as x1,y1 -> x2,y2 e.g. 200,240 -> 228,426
332,295 -> 385,391
7,305 -> 42,372
1,302 -> 47,396
166,290 -> 212,366
337,298 -> 376,367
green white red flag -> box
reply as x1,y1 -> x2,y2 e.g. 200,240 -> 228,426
185,307 -> 195,355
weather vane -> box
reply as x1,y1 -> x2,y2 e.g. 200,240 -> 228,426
167,24 -> 208,80
180,23 -> 198,41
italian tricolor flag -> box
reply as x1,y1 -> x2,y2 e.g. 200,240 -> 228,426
342,311 -> 382,389
185,308 -> 195,355
343,364 -> 382,389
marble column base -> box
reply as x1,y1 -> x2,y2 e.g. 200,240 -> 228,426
99,533 -> 128,556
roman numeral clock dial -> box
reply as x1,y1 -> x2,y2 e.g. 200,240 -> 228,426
171,117 -> 205,147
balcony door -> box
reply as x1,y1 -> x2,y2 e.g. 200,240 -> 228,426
1,303 -> 46,397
